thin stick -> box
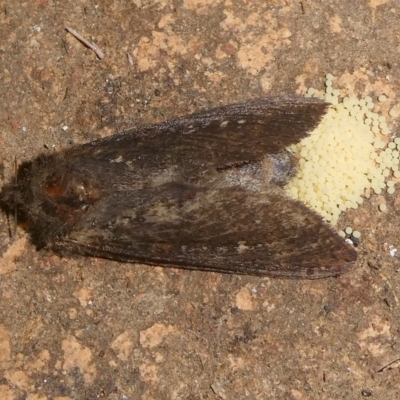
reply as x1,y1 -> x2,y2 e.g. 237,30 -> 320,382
13,156 -> 18,237
65,26 -> 105,60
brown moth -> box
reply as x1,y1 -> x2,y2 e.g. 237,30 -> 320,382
0,98 -> 357,278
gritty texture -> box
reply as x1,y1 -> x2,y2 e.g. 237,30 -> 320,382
0,1 -> 400,399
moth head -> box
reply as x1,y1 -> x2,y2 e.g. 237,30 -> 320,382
0,154 -> 101,248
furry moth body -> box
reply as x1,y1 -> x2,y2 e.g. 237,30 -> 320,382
0,98 -> 357,278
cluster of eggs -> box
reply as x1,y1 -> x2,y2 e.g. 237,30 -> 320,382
285,74 -> 399,225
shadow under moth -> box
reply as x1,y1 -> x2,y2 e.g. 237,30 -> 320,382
0,98 -> 357,278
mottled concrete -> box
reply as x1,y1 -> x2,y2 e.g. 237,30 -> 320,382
1,0 -> 400,399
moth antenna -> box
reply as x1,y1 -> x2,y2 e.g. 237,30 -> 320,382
3,210 -> 13,239
1,157 -> 17,239
13,155 -> 18,186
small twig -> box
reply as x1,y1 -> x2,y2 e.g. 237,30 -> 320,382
378,357 -> 400,373
65,26 -> 105,59
300,1 -> 307,14
12,156 -> 18,237
126,52 -> 134,66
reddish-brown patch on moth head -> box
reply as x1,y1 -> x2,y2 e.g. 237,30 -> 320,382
44,180 -> 67,198
42,173 -> 102,229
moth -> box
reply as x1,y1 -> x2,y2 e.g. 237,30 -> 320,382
0,98 -> 357,278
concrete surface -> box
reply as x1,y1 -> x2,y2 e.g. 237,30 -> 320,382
1,0 -> 400,399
